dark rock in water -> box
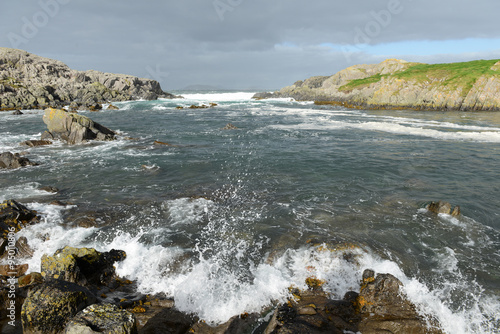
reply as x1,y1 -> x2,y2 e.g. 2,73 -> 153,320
0,199 -> 40,239
40,186 -> 59,193
64,303 -> 137,334
21,279 -> 96,334
18,272 -> 44,288
265,271 -> 443,334
107,104 -> 120,110
0,151 -> 38,169
221,123 -> 238,130
42,108 -> 115,144
427,201 -> 460,216
139,308 -> 198,334
41,246 -> 126,286
12,110 -> 23,115
189,313 -> 259,334
20,139 -> 52,147
252,92 -> 275,100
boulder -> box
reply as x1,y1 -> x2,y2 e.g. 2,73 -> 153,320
107,104 -> 119,110
42,108 -> 116,144
357,270 -> 443,334
139,308 -> 197,334
189,313 -> 259,334
0,151 -> 38,169
41,246 -> 126,286
21,279 -> 96,334
12,110 -> 23,115
64,304 -> 137,334
0,263 -> 28,277
0,200 -> 40,239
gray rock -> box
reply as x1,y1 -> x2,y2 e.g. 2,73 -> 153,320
0,47 -> 181,111
64,304 -> 137,334
0,151 -> 38,169
42,108 -> 115,144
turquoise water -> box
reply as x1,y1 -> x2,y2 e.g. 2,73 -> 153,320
1,92 -> 499,332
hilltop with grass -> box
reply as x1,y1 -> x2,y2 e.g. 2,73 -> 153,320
255,59 -> 500,111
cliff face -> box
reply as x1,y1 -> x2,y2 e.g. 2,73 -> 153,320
266,59 -> 500,111
0,48 -> 178,110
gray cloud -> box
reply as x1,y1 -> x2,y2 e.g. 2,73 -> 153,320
1,0 -> 499,90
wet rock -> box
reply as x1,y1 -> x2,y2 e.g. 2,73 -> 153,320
0,200 -> 40,238
20,140 -> 52,147
252,92 -> 275,100
189,314 -> 259,334
357,272 -> 444,334
0,263 -> 28,277
0,151 -> 38,169
18,272 -> 44,288
21,279 -> 96,334
64,303 -> 137,334
15,236 -> 34,258
221,123 -> 238,130
138,308 -> 198,334
12,110 -> 23,115
42,108 -> 116,144
41,246 -> 126,286
427,201 -> 460,216
39,186 -> 59,193
107,104 -> 119,110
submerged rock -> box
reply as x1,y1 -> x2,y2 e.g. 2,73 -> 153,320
20,139 -> 53,147
21,279 -> 96,334
427,201 -> 460,216
42,108 -> 116,144
64,303 -> 137,334
41,246 -> 126,286
0,151 -> 38,169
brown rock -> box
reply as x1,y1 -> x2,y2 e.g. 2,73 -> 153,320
20,140 -> 52,147
0,263 -> 28,277
0,152 -> 38,169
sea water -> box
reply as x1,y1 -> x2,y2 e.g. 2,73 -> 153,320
1,92 -> 499,332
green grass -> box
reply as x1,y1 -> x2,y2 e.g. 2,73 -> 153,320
338,59 -> 500,96
338,74 -> 383,91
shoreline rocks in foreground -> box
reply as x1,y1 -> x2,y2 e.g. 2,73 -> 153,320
0,47 -> 182,111
255,58 -> 500,111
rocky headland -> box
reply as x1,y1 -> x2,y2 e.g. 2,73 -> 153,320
255,58 -> 500,111
0,48 -> 180,111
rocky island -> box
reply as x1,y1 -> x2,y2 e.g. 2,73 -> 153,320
0,48 -> 180,111
256,58 -> 500,111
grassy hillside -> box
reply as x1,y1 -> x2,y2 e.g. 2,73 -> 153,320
339,59 -> 500,96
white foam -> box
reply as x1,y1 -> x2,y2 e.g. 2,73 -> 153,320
0,183 -> 53,202
164,197 -> 214,226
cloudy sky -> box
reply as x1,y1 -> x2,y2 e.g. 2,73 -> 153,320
1,0 -> 500,91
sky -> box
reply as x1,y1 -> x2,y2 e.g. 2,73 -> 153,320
1,0 -> 500,91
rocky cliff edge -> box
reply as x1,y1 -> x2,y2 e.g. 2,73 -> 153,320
0,47 -> 180,110
257,58 -> 500,111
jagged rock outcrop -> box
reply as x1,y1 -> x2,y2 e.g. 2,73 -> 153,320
0,151 -> 38,169
64,304 -> 138,334
42,108 -> 116,144
0,47 -> 180,110
260,58 -> 500,111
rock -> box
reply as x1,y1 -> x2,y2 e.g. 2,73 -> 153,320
427,201 -> 460,216
21,279 -> 96,334
138,308 -> 198,334
0,47 -> 179,111
12,110 -> 23,115
189,313 -> 259,334
18,272 -> 45,288
20,140 -> 53,147
221,123 -> 238,130
64,303 -> 137,334
252,92 -> 275,100
42,108 -> 116,144
107,104 -> 119,110
15,236 -> 34,258
0,263 -> 28,277
0,151 -> 38,169
0,199 -> 40,238
39,186 -> 59,193
357,272 -> 443,334
41,246 -> 126,286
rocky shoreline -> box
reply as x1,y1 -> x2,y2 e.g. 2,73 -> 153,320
0,198 -> 445,333
0,48 -> 181,111
255,58 -> 500,111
